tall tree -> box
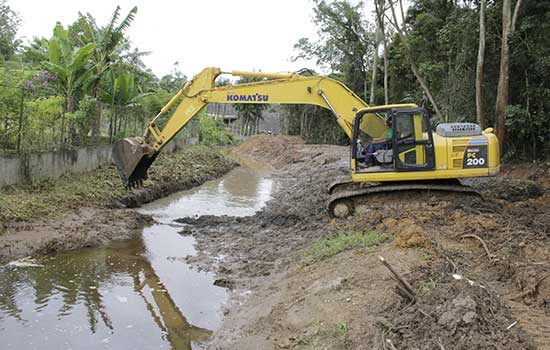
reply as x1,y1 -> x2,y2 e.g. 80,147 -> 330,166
386,0 -> 443,119
43,23 -> 96,113
0,0 -> 21,60
232,76 -> 267,136
495,0 -> 523,150
375,0 -> 389,105
293,0 -> 372,97
42,23 -> 96,144
475,0 -> 487,129
369,0 -> 381,105
77,6 -> 138,138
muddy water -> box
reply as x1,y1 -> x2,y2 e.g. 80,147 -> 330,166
0,167 -> 273,350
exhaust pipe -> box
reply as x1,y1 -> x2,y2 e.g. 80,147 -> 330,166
112,136 -> 158,188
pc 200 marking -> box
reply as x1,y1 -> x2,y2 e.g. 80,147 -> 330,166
463,145 -> 488,168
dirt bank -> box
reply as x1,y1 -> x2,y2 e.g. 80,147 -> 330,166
0,146 -> 237,263
175,135 -> 549,349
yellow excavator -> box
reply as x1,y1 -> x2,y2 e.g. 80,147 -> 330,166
112,67 -> 500,216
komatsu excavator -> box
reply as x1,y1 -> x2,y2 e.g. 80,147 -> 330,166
112,67 -> 500,216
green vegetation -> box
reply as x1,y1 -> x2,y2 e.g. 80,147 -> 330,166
331,322 -> 350,338
306,230 -> 387,263
231,76 -> 268,136
0,146 -> 234,224
294,320 -> 351,350
0,3 -> 192,154
289,0 -> 550,159
198,111 -> 234,146
1,0 -> 547,158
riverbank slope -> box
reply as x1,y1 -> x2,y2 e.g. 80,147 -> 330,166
0,146 -> 237,263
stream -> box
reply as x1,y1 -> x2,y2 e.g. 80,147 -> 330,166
0,167 -> 273,350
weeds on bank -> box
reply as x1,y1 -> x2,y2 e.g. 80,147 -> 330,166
0,146 -> 234,224
294,320 -> 351,350
306,230 -> 387,264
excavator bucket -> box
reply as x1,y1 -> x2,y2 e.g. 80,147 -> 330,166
112,136 -> 157,188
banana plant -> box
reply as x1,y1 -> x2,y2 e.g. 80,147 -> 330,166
101,71 -> 151,141
42,22 -> 96,113
76,6 -> 138,136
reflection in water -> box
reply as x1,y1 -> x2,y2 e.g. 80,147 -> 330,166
0,167 -> 272,349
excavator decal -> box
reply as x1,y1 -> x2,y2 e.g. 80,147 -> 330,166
226,93 -> 269,102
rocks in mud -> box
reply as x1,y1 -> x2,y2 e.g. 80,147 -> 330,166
437,295 -> 478,330
214,278 -> 235,289
376,217 -> 427,248
467,177 -> 544,202
395,224 -> 427,248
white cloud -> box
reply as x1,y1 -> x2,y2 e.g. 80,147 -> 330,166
12,0 -> 320,78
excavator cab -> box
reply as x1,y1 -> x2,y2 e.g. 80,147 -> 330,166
352,107 -> 435,173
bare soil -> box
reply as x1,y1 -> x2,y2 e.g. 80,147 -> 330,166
176,135 -> 549,350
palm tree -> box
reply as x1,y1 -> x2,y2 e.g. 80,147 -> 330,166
101,71 -> 150,141
77,6 -> 138,139
43,23 -> 96,113
42,22 -> 96,145
232,76 -> 267,136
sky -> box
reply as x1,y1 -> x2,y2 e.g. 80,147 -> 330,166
12,0 -> 374,79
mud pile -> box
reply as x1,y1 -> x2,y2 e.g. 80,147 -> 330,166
179,136 -> 549,349
383,277 -> 534,350
231,135 -> 306,169
181,136 -> 350,279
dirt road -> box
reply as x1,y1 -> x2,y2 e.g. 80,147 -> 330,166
179,136 -> 549,350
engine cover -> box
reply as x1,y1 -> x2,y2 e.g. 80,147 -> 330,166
436,123 -> 482,137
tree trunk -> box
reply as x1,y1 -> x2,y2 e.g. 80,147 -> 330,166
382,22 -> 389,103
387,0 -> 443,119
495,0 -> 512,149
370,0 -> 384,105
91,80 -> 101,140
408,55 -> 443,119
495,0 -> 522,151
476,0 -> 487,129
66,96 -> 79,146
16,89 -> 25,153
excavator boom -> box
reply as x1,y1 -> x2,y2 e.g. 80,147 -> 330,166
113,67 -> 400,187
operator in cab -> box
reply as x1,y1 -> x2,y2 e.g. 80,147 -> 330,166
363,117 -> 392,166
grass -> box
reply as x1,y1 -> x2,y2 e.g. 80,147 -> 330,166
294,320 -> 352,350
306,230 -> 387,264
0,146 -> 235,225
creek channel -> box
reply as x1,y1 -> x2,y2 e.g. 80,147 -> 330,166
0,167 -> 273,350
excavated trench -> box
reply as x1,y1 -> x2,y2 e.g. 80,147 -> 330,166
1,136 -> 549,350
0,167 -> 273,350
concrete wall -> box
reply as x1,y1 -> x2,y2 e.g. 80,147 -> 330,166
0,136 -> 198,187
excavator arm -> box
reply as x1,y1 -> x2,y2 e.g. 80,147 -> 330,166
113,67 -> 409,187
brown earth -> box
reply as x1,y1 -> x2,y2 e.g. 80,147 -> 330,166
174,135 -> 549,350
2,135 -> 548,349
0,147 -> 237,263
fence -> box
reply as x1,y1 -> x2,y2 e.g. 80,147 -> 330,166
0,136 -> 198,187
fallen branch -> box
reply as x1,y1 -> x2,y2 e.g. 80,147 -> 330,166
509,273 -> 550,300
460,234 -> 495,260
379,256 -> 416,300
386,339 -> 398,350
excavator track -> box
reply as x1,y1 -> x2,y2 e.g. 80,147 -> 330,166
327,179 -> 481,218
